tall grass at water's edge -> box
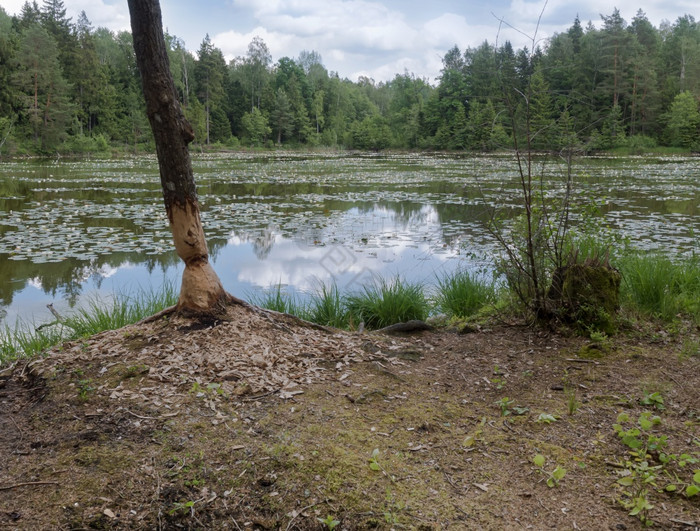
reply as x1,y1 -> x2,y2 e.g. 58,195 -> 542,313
345,277 -> 429,330
0,282 -> 179,364
433,269 -> 496,319
2,255 -> 699,364
618,253 -> 700,322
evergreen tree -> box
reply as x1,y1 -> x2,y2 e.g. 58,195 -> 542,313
13,23 -> 73,151
195,35 -> 228,144
270,87 -> 293,144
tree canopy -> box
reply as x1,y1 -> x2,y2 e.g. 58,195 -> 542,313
1,6 -> 700,155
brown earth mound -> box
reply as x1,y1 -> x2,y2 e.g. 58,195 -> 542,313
0,302 -> 698,529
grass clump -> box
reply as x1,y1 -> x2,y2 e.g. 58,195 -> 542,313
618,253 -> 700,322
345,276 -> 428,330
433,269 -> 495,318
248,283 -> 309,318
0,282 -> 179,363
307,282 -> 348,328
64,282 -> 179,337
0,322 -> 65,363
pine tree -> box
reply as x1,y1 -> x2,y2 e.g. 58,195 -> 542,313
14,23 -> 73,151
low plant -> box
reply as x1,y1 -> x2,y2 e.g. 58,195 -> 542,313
317,515 -> 340,530
495,397 -> 514,417
535,413 -> 558,424
65,281 -> 179,337
640,391 -> 665,411
76,378 -> 95,401
532,454 -> 567,487
612,411 -> 700,525
0,322 -> 64,363
168,499 -> 196,517
565,386 -> 580,416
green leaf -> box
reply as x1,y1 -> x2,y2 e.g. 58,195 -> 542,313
369,462 -> 381,471
665,484 -> 677,492
693,471 -> 700,484
552,466 -> 567,481
536,413 -> 558,424
533,454 -> 546,467
617,477 -> 635,487
686,484 -> 700,497
622,435 -> 642,449
638,416 -> 652,431
616,413 -> 630,423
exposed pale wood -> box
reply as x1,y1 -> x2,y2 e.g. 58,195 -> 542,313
127,0 -> 227,316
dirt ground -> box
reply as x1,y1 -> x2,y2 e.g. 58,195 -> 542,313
0,301 -> 698,530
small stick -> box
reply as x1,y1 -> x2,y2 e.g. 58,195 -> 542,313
565,359 -> 600,365
0,481 -> 59,491
285,501 -> 325,531
669,518 -> 696,527
9,415 -> 23,443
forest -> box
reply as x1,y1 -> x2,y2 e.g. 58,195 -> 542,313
1,1 -> 700,154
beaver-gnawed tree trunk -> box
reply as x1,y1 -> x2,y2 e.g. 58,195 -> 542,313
127,0 -> 228,316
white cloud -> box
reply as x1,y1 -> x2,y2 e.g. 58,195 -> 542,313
1,0 -> 129,33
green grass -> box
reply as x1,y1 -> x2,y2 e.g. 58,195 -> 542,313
307,282 -> 348,329
65,282 -> 179,337
0,282 -> 179,364
618,253 -> 700,322
248,283 -> 309,318
0,322 -> 66,363
433,269 -> 495,318
345,276 -> 428,330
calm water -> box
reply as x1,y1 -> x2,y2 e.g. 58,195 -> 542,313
0,152 -> 697,326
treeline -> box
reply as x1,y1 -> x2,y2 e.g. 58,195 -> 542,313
1,1 -> 700,155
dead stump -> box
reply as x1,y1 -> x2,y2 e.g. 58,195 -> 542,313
548,259 -> 621,334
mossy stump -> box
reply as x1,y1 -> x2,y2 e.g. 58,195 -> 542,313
549,261 -> 621,334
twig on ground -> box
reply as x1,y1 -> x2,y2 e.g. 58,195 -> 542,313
285,501 -> 326,531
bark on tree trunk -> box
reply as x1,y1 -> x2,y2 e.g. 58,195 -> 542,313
127,0 -> 228,316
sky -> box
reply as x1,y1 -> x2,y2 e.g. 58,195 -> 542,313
0,0 -> 696,82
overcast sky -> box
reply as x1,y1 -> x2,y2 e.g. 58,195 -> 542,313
0,0 -> 696,82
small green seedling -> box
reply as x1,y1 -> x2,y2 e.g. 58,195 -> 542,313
533,454 -> 567,488
536,413 -> 558,424
491,365 -> 505,389
495,397 -> 514,416
565,386 -> 580,416
317,515 -> 340,530
77,379 -> 95,401
369,448 -> 381,471
687,471 -> 700,497
640,391 -> 665,410
168,500 -> 195,516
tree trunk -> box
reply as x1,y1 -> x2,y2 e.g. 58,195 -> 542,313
127,0 -> 228,316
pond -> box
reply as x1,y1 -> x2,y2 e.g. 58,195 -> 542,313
0,152 -> 697,327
